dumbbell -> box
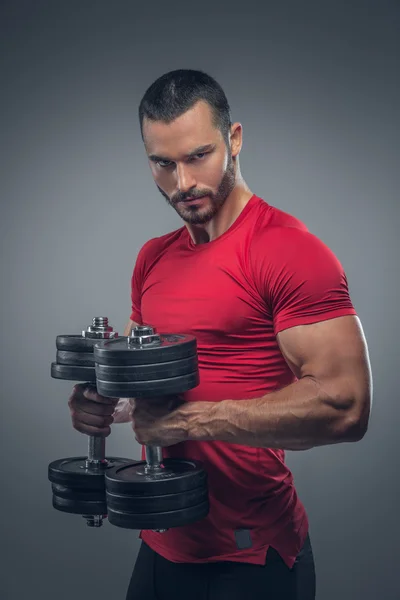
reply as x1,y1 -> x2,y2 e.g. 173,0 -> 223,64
48,317 -> 133,527
93,325 -> 210,532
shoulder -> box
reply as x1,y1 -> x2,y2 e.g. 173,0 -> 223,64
258,200 -> 310,233
251,201 -> 336,261
251,226 -> 344,280
135,227 -> 185,267
249,202 -> 345,280
250,195 -> 309,231
249,197 -> 313,249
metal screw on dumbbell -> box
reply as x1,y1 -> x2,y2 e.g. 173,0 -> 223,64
93,325 -> 209,533
48,317 -> 133,527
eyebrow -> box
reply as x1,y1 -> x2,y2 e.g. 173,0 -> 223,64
148,144 -> 216,162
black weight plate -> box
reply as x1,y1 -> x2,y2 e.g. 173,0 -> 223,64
51,362 -> 96,382
95,355 -> 198,382
48,457 -> 134,490
51,483 -> 106,502
107,500 -> 210,529
56,335 -> 104,352
105,458 -> 207,495
56,350 -> 95,367
106,485 -> 208,513
96,371 -> 199,398
93,334 -> 197,366
52,494 -> 107,516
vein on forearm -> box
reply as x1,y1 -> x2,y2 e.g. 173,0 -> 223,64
187,376 -> 357,450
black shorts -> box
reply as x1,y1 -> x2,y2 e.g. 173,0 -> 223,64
125,533 -> 316,600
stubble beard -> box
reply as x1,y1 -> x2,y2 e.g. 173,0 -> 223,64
157,154 -> 236,225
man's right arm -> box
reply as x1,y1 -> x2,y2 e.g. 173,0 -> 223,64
111,319 -> 140,423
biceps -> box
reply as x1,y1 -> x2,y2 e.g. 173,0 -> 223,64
276,315 -> 370,384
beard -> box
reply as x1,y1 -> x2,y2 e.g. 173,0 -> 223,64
157,154 -> 236,225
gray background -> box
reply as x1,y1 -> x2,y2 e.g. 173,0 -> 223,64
1,1 -> 398,599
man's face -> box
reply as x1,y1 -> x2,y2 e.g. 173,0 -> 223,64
142,101 -> 236,225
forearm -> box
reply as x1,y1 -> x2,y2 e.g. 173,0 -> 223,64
183,376 -> 362,450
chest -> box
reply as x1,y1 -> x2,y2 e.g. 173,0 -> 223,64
140,250 -> 272,344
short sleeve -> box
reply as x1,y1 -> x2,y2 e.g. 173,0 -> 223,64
250,227 -> 357,335
129,241 -> 152,324
130,260 -> 143,324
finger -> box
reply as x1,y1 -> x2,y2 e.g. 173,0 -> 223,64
68,395 -> 115,416
72,407 -> 115,428
68,383 -> 87,402
72,421 -> 112,437
83,387 -> 119,405
70,398 -> 117,417
68,384 -> 114,407
71,383 -> 86,395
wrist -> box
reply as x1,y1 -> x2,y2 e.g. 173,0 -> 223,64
112,398 -> 133,424
180,401 -> 221,442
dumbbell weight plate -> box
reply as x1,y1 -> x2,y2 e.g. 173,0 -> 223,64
56,350 -> 95,367
56,335 -> 107,353
51,483 -> 107,501
105,458 -> 207,495
107,500 -> 210,529
95,355 -> 198,382
96,371 -> 199,398
52,494 -> 108,516
48,457 -> 135,490
51,363 -> 97,383
106,485 -> 208,513
52,483 -> 108,515
93,334 -> 197,366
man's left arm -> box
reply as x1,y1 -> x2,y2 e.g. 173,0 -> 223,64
181,314 -> 372,449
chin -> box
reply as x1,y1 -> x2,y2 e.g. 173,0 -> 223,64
184,212 -> 215,225
175,199 -> 219,225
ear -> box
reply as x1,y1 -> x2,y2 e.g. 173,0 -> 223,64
230,122 -> 243,158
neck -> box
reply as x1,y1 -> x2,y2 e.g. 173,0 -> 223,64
186,176 -> 254,245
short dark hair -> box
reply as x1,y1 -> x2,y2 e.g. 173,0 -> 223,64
138,69 -> 232,143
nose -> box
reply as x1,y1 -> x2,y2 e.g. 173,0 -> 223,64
176,163 -> 196,194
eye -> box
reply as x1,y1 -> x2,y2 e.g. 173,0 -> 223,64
157,160 -> 173,168
189,152 -> 207,162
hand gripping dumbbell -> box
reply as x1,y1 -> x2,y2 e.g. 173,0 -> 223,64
48,317 -> 133,528
93,325 -> 210,533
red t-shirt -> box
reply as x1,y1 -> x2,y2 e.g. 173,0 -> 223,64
129,194 -> 357,568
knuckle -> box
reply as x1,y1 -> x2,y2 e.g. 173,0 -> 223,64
72,383 -> 83,396
72,422 -> 83,433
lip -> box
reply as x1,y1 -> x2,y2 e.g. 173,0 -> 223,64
181,196 -> 206,204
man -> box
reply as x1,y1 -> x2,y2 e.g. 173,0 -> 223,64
69,69 -> 372,599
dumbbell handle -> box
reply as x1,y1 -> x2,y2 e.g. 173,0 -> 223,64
144,445 -> 168,533
87,435 -> 106,465
145,445 -> 163,470
142,397 -> 169,472
82,316 -> 117,469
82,382 -> 107,469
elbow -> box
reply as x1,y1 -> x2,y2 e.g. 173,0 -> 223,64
343,416 -> 368,442
341,394 -> 372,442
326,371 -> 372,443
